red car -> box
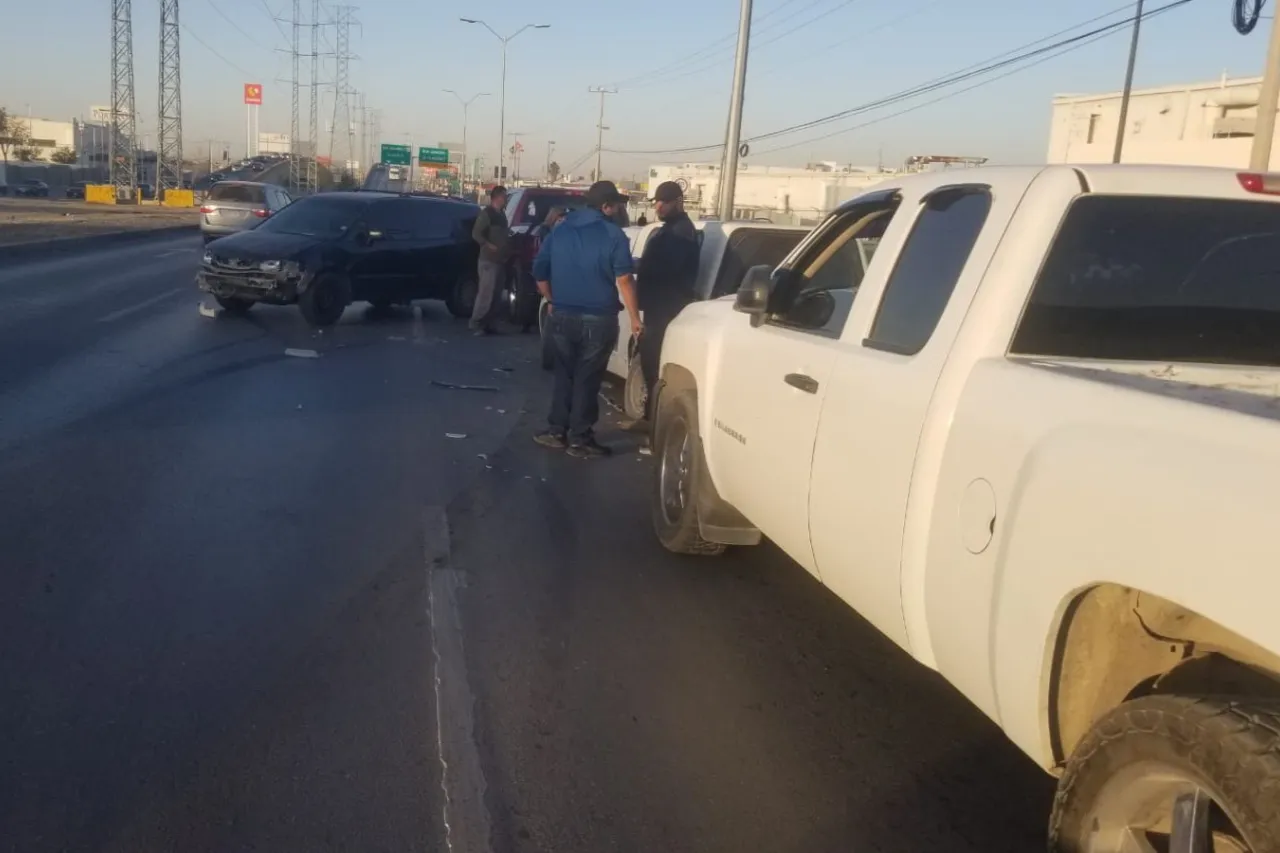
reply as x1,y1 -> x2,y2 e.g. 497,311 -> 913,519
500,186 -> 588,329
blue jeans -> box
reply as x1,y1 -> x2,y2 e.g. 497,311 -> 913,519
547,311 -> 619,441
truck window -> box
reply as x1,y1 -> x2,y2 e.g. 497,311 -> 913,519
1012,195 -> 1280,367
710,229 -> 807,298
865,188 -> 991,355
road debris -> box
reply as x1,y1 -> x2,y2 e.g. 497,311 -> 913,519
431,380 -> 499,392
197,303 -> 219,319
445,433 -> 467,439
285,348 -> 320,359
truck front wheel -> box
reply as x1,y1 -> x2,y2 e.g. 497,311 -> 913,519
651,390 -> 725,556
1049,695 -> 1280,853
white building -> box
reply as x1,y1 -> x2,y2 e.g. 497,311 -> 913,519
648,159 -> 983,224
258,132 -> 291,154
1048,74 -> 1280,169
1,116 -> 76,161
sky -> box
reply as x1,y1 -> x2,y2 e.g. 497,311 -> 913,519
0,0 -> 1274,179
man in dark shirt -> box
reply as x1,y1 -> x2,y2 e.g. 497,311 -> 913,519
636,181 -> 700,429
469,185 -> 510,335
532,181 -> 642,458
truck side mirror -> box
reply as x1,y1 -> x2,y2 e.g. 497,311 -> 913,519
734,264 -> 774,327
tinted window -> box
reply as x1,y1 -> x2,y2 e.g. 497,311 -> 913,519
866,188 -> 991,355
711,228 -> 808,297
406,200 -> 456,240
1012,195 -> 1280,366
364,199 -> 417,240
507,191 -> 587,227
209,183 -> 265,203
255,196 -> 365,238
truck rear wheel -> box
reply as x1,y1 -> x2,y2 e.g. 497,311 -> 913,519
447,275 -> 477,319
651,390 -> 725,556
1049,695 -> 1280,853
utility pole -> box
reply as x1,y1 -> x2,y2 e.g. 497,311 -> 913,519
329,5 -> 358,183
459,18 -> 550,180
157,0 -> 182,198
1252,9 -> 1280,169
109,0 -> 137,199
1112,0 -> 1144,164
288,0 -> 302,192
307,0 -> 319,189
718,0 -> 753,221
588,85 -> 616,181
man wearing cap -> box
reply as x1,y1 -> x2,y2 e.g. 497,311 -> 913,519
532,180 -> 642,458
635,180 -> 700,436
470,184 -> 510,335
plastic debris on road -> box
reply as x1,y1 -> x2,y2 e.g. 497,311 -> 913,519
445,433 -> 467,439
431,380 -> 499,392
197,303 -> 218,319
285,348 -> 320,359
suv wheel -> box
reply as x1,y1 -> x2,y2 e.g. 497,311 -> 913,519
651,390 -> 725,556
1050,695 -> 1280,853
299,272 -> 350,327
447,275 -> 477,319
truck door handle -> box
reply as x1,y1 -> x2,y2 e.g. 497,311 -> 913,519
784,373 -> 819,394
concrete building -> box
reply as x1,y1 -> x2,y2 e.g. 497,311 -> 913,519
1,116 -> 76,161
648,158 -> 986,224
1048,74 -> 1280,169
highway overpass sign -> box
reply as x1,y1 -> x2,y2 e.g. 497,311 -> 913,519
381,144 -> 411,166
418,147 -> 449,165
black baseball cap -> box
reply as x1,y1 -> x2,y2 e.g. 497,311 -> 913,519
489,184 -> 508,199
650,181 -> 683,203
585,180 -> 626,208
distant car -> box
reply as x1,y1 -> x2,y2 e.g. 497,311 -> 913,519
14,180 -> 50,198
199,181 -> 293,244
196,192 -> 482,326
248,161 -> 266,173
489,186 -> 589,330
137,183 -> 156,200
65,182 -> 90,199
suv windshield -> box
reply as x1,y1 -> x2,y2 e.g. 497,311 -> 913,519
255,196 -> 365,239
208,183 -> 265,204
1013,195 -> 1280,367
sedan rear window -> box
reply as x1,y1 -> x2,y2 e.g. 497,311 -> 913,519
208,184 -> 265,203
1013,195 -> 1280,367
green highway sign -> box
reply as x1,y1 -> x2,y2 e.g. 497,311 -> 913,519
418,146 -> 449,165
381,143 -> 411,166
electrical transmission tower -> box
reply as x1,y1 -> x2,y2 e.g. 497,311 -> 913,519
307,0 -> 319,190
288,0 -> 302,193
110,0 -> 137,197
157,0 -> 182,197
328,5 -> 358,183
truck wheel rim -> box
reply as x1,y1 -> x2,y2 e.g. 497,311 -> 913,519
626,370 -> 648,417
1082,763 -> 1247,853
658,419 -> 691,526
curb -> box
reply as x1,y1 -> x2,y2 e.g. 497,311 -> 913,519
0,223 -> 199,265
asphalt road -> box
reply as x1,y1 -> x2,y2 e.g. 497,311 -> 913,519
0,236 -> 1054,852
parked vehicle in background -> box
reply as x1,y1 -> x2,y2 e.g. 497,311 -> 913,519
13,180 -> 50,198
652,164 -> 1280,853
65,182 -> 89,199
197,191 -> 480,326
498,186 -> 588,330
199,181 -> 293,244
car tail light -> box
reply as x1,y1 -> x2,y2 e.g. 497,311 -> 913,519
199,204 -> 216,213
252,208 -> 269,218
1237,172 -> 1280,195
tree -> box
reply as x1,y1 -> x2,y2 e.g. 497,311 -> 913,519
50,147 -> 77,165
547,160 -> 561,183
3,115 -> 40,161
0,107 -> 15,161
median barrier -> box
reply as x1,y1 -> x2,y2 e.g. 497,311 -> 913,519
85,185 -> 116,205
161,189 -> 195,208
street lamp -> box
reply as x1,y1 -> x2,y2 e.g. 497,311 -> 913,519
444,89 -> 489,188
459,18 -> 550,181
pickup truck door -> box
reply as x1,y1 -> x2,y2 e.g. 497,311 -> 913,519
808,184 -> 1015,652
706,196 -> 900,575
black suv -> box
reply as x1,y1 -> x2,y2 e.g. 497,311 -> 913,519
197,191 -> 481,326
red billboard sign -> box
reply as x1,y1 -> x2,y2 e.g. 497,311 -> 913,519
243,83 -> 263,105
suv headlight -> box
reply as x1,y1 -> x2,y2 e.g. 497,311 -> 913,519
258,259 -> 282,273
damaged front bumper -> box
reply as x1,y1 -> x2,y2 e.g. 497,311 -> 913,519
196,263 -> 312,306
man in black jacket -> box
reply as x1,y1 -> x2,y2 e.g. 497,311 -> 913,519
636,181 -> 700,431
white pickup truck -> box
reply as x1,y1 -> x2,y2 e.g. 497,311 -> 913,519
650,164 -> 1280,853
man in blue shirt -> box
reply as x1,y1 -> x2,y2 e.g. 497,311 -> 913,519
532,181 -> 642,458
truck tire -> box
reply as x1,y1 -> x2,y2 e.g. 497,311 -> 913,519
447,275 -> 477,319
651,390 -> 726,556
215,295 -> 255,315
1049,695 -> 1280,853
298,272 -> 350,327
623,357 -> 647,422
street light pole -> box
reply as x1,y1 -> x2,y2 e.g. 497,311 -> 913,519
459,18 -> 550,182
718,0 -> 753,221
445,89 -> 489,189
1251,9 -> 1280,170
1112,0 -> 1145,164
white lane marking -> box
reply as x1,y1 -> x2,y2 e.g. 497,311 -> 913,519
284,347 -> 320,358
152,248 -> 190,258
425,507 -> 495,853
96,288 -> 183,323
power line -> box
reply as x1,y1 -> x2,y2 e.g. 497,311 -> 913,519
205,0 -> 273,50
256,0 -> 290,42
606,0 -> 1191,156
754,2 -> 1188,156
180,21 -> 258,75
